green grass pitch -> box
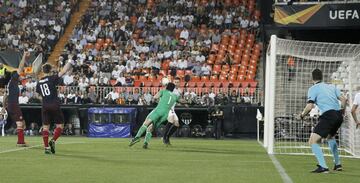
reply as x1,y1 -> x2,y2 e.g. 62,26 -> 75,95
1,137 -> 360,183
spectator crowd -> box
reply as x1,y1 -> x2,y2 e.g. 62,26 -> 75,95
1,0 -> 262,107
0,0 -> 79,58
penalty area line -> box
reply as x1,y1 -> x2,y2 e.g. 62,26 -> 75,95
0,142 -> 86,154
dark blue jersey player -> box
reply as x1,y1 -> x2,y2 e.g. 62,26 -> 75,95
36,59 -> 74,154
5,52 -> 28,146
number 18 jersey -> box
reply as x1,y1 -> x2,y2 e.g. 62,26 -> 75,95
36,75 -> 61,104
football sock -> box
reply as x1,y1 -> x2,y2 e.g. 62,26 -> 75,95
17,129 -> 25,144
52,127 -> 63,141
167,124 -> 178,139
43,130 -> 49,148
163,123 -> 172,140
328,139 -> 341,165
144,131 -> 152,144
135,125 -> 148,138
311,144 -> 328,168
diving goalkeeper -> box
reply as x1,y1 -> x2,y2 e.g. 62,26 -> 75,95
129,83 -> 178,148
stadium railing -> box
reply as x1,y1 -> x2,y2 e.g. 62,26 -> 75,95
22,86 -> 264,106
274,0 -> 359,5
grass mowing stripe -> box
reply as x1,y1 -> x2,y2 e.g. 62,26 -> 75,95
1,137 -> 284,183
269,154 -> 294,183
0,141 -> 85,154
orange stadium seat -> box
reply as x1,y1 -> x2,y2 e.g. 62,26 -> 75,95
220,70 -> 228,76
229,39 -> 237,46
246,74 -> 255,81
249,81 -> 258,88
179,81 -> 186,87
228,44 -> 236,53
250,59 -> 257,66
204,82 -> 213,88
242,54 -> 250,63
153,80 -> 161,87
144,81 -> 152,87
229,70 -> 237,76
231,66 -> 239,72
249,87 -> 256,96
201,76 -> 209,82
214,81 -> 222,88
219,75 -> 227,82
192,75 -> 200,82
139,75 -> 147,81
238,69 -> 246,76
228,75 -> 237,82
222,82 -> 230,88
241,82 -> 249,88
222,65 -> 230,72
249,65 -> 257,72
134,80 -> 141,87
241,59 -> 249,66
210,75 -> 218,81
235,48 -> 242,56
237,75 -> 245,81
233,54 -> 241,64
231,81 -> 241,88
197,81 -> 205,88
213,65 -> 221,74
188,82 -> 196,88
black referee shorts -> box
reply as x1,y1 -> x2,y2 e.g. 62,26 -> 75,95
313,110 -> 343,138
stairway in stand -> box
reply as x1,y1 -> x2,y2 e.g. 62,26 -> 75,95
47,0 -> 91,68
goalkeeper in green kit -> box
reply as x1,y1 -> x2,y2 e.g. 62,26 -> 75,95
129,83 -> 179,149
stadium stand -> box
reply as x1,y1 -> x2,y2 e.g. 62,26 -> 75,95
14,0 -> 263,106
0,0 -> 79,59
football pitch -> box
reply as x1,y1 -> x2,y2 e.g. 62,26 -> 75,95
1,137 -> 360,183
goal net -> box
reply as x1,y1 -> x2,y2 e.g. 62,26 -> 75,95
263,35 -> 360,157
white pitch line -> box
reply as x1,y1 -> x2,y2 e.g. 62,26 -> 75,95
0,142 -> 85,154
269,154 -> 293,183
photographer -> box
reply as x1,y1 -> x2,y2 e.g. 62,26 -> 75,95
209,105 -> 224,139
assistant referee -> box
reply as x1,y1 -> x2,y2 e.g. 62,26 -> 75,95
300,69 -> 347,173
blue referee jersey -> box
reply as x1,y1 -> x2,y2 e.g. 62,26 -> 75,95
307,82 -> 340,115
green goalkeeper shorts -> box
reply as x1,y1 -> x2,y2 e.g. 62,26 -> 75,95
147,109 -> 169,129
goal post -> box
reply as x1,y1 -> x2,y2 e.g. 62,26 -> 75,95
264,35 -> 360,157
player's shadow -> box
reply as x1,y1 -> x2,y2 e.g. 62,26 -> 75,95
56,150 -> 164,166
56,153 -> 147,166
165,146 -> 263,155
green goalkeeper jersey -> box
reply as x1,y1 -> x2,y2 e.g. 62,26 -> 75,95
156,89 -> 179,112
147,89 -> 179,128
